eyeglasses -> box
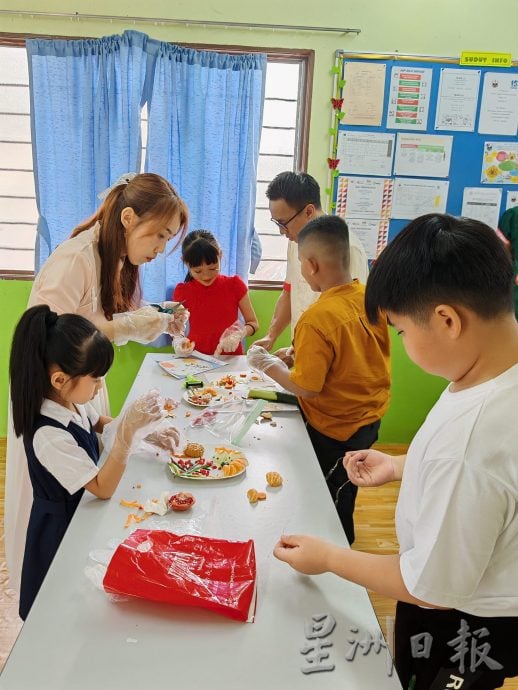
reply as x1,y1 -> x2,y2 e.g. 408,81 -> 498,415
270,205 -> 306,231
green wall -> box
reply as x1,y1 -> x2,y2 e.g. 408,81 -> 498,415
0,280 -> 446,442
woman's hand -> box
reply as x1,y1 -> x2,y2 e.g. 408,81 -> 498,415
113,306 -> 170,345
163,303 -> 190,337
343,449 -> 397,487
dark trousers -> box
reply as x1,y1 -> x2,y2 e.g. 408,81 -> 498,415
304,418 -> 380,544
395,601 -> 518,690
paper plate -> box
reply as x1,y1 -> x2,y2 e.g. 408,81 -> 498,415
182,389 -> 236,408
168,446 -> 248,481
207,371 -> 271,390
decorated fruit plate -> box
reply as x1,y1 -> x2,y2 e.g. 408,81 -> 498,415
168,444 -> 248,480
182,387 -> 235,408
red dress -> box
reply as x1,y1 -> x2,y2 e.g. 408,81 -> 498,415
173,275 -> 247,355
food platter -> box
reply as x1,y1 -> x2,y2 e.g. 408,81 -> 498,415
204,371 -> 298,412
168,444 -> 248,481
182,388 -> 235,408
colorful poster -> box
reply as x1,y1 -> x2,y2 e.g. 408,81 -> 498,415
461,187 -> 502,229
335,176 -> 393,219
386,66 -> 432,130
394,133 -> 453,178
478,72 -> 518,136
345,218 -> 389,260
391,178 -> 449,219
434,68 -> 480,132
342,61 -> 386,126
481,142 -> 518,184
336,131 -> 395,177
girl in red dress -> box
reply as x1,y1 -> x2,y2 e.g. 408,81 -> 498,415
173,230 -> 259,355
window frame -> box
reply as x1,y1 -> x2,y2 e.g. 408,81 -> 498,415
0,33 -> 313,285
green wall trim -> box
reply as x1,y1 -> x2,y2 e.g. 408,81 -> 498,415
0,281 -> 446,442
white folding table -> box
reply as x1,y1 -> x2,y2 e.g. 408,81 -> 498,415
0,354 -> 401,689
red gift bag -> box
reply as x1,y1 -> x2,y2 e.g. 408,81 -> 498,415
103,529 -> 256,622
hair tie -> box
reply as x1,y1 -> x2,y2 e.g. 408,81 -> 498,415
45,311 -> 59,328
97,172 -> 138,201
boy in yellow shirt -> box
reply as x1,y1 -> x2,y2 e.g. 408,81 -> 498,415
247,215 -> 390,544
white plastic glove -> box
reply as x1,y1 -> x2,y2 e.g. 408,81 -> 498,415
113,306 -> 171,346
162,302 -> 190,338
246,344 -> 282,374
274,345 -> 295,367
173,336 -> 195,356
214,321 -> 247,356
113,390 -> 164,458
144,426 -> 181,452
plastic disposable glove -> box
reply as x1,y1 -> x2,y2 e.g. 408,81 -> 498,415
144,426 -> 181,452
173,336 -> 195,356
162,302 -> 190,338
113,389 -> 164,458
214,321 -> 247,356
113,306 -> 171,346
246,345 -> 281,374
274,345 -> 295,367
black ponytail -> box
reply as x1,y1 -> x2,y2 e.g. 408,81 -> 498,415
10,305 -> 114,438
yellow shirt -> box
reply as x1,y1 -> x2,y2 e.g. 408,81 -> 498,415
289,281 -> 391,441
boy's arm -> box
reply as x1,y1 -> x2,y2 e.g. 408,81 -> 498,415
263,361 -> 318,398
274,535 -> 446,608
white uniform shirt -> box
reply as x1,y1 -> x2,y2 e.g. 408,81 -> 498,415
33,399 -> 100,495
28,225 -> 111,334
397,363 -> 518,616
285,229 -> 369,337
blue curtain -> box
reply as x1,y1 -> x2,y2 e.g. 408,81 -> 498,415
27,30 -> 149,269
142,43 -> 266,302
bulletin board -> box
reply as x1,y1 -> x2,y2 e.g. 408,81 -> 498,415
327,52 -> 518,260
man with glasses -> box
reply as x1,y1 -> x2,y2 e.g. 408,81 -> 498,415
255,172 -> 368,361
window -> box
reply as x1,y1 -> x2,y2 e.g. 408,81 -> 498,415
0,40 -> 312,282
252,58 -> 309,286
0,44 -> 37,277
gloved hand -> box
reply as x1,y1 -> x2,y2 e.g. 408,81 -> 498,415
214,321 -> 247,356
144,426 -> 181,452
274,345 -> 295,367
246,345 -> 282,374
113,389 -> 164,458
173,336 -> 195,356
113,306 -> 171,346
162,302 -> 190,338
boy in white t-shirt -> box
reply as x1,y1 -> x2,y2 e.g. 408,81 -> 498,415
273,213 -> 518,689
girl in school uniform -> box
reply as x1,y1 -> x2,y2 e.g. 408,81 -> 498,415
173,230 -> 259,356
10,305 -> 178,620
5,172 -> 189,594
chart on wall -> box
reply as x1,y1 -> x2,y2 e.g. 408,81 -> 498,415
328,53 -> 518,260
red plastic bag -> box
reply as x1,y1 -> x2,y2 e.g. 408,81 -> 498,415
103,529 -> 256,622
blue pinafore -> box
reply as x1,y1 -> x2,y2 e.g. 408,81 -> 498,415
19,414 -> 99,620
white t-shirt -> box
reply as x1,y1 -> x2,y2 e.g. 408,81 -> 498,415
284,229 -> 369,336
32,399 -> 100,496
397,363 -> 518,616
